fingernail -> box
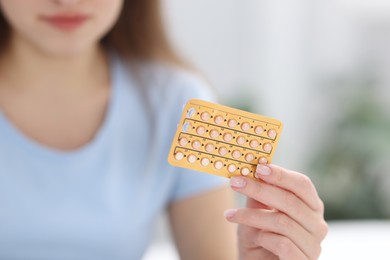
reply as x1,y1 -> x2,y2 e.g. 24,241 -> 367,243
256,164 -> 271,177
224,209 -> 237,219
230,177 -> 246,188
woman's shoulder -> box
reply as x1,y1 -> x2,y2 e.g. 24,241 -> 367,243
145,62 -> 217,111
114,55 -> 216,103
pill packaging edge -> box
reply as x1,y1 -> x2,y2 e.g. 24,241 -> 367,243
168,99 -> 283,179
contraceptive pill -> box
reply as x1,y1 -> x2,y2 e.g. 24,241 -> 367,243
168,99 -> 283,178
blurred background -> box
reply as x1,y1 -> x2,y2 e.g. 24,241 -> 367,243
146,0 -> 390,259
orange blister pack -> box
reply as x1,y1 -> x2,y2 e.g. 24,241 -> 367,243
168,99 -> 283,179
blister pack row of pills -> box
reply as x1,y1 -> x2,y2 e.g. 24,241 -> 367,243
168,99 -> 283,179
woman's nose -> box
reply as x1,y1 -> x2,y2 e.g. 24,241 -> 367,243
52,0 -> 81,6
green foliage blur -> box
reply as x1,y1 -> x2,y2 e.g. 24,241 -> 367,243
309,74 -> 390,220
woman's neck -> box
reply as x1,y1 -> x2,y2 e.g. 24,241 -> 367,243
0,33 -> 110,95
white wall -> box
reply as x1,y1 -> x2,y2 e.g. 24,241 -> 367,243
163,0 -> 316,169
147,1 -> 390,257
163,0 -> 242,98
163,0 -> 390,170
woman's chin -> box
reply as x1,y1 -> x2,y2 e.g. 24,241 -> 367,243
48,48 -> 94,58
35,40 -> 98,58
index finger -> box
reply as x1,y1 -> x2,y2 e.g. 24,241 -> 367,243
255,164 -> 323,212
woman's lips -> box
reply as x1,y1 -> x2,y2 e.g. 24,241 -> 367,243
40,14 -> 89,31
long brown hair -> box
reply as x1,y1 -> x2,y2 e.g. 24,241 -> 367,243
0,0 -> 185,67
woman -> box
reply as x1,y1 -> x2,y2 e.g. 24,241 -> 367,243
0,0 -> 327,259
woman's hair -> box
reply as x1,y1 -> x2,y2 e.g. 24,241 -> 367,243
0,6 -> 9,53
0,0 -> 185,67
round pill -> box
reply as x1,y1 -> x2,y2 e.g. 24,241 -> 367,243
228,119 -> 237,128
218,146 -> 228,156
227,164 -> 237,173
258,157 -> 268,164
214,160 -> 223,170
241,122 -> 251,131
196,126 -> 206,135
245,153 -> 255,162
186,108 -> 196,118
241,167 -> 250,176
179,137 -> 188,146
254,126 -> 264,135
174,152 -> 184,161
232,150 -> 241,159
214,115 -> 224,124
223,133 -> 233,142
249,139 -> 259,148
192,140 -> 201,149
267,129 -> 277,139
201,112 -> 211,121
200,157 -> 210,167
205,143 -> 215,153
236,136 -> 246,145
187,154 -> 197,163
263,143 -> 272,152
209,129 -> 219,139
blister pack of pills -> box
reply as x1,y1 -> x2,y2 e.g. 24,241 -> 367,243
168,99 -> 283,179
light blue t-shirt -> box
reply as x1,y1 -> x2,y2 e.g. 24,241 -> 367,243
0,56 -> 226,259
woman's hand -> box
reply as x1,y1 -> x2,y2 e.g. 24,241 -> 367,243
224,164 -> 328,260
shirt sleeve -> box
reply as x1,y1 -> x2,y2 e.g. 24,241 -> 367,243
169,167 -> 229,203
161,69 -> 229,203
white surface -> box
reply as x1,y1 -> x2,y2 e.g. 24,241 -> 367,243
143,220 -> 390,260
143,243 -> 179,260
320,220 -> 390,259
